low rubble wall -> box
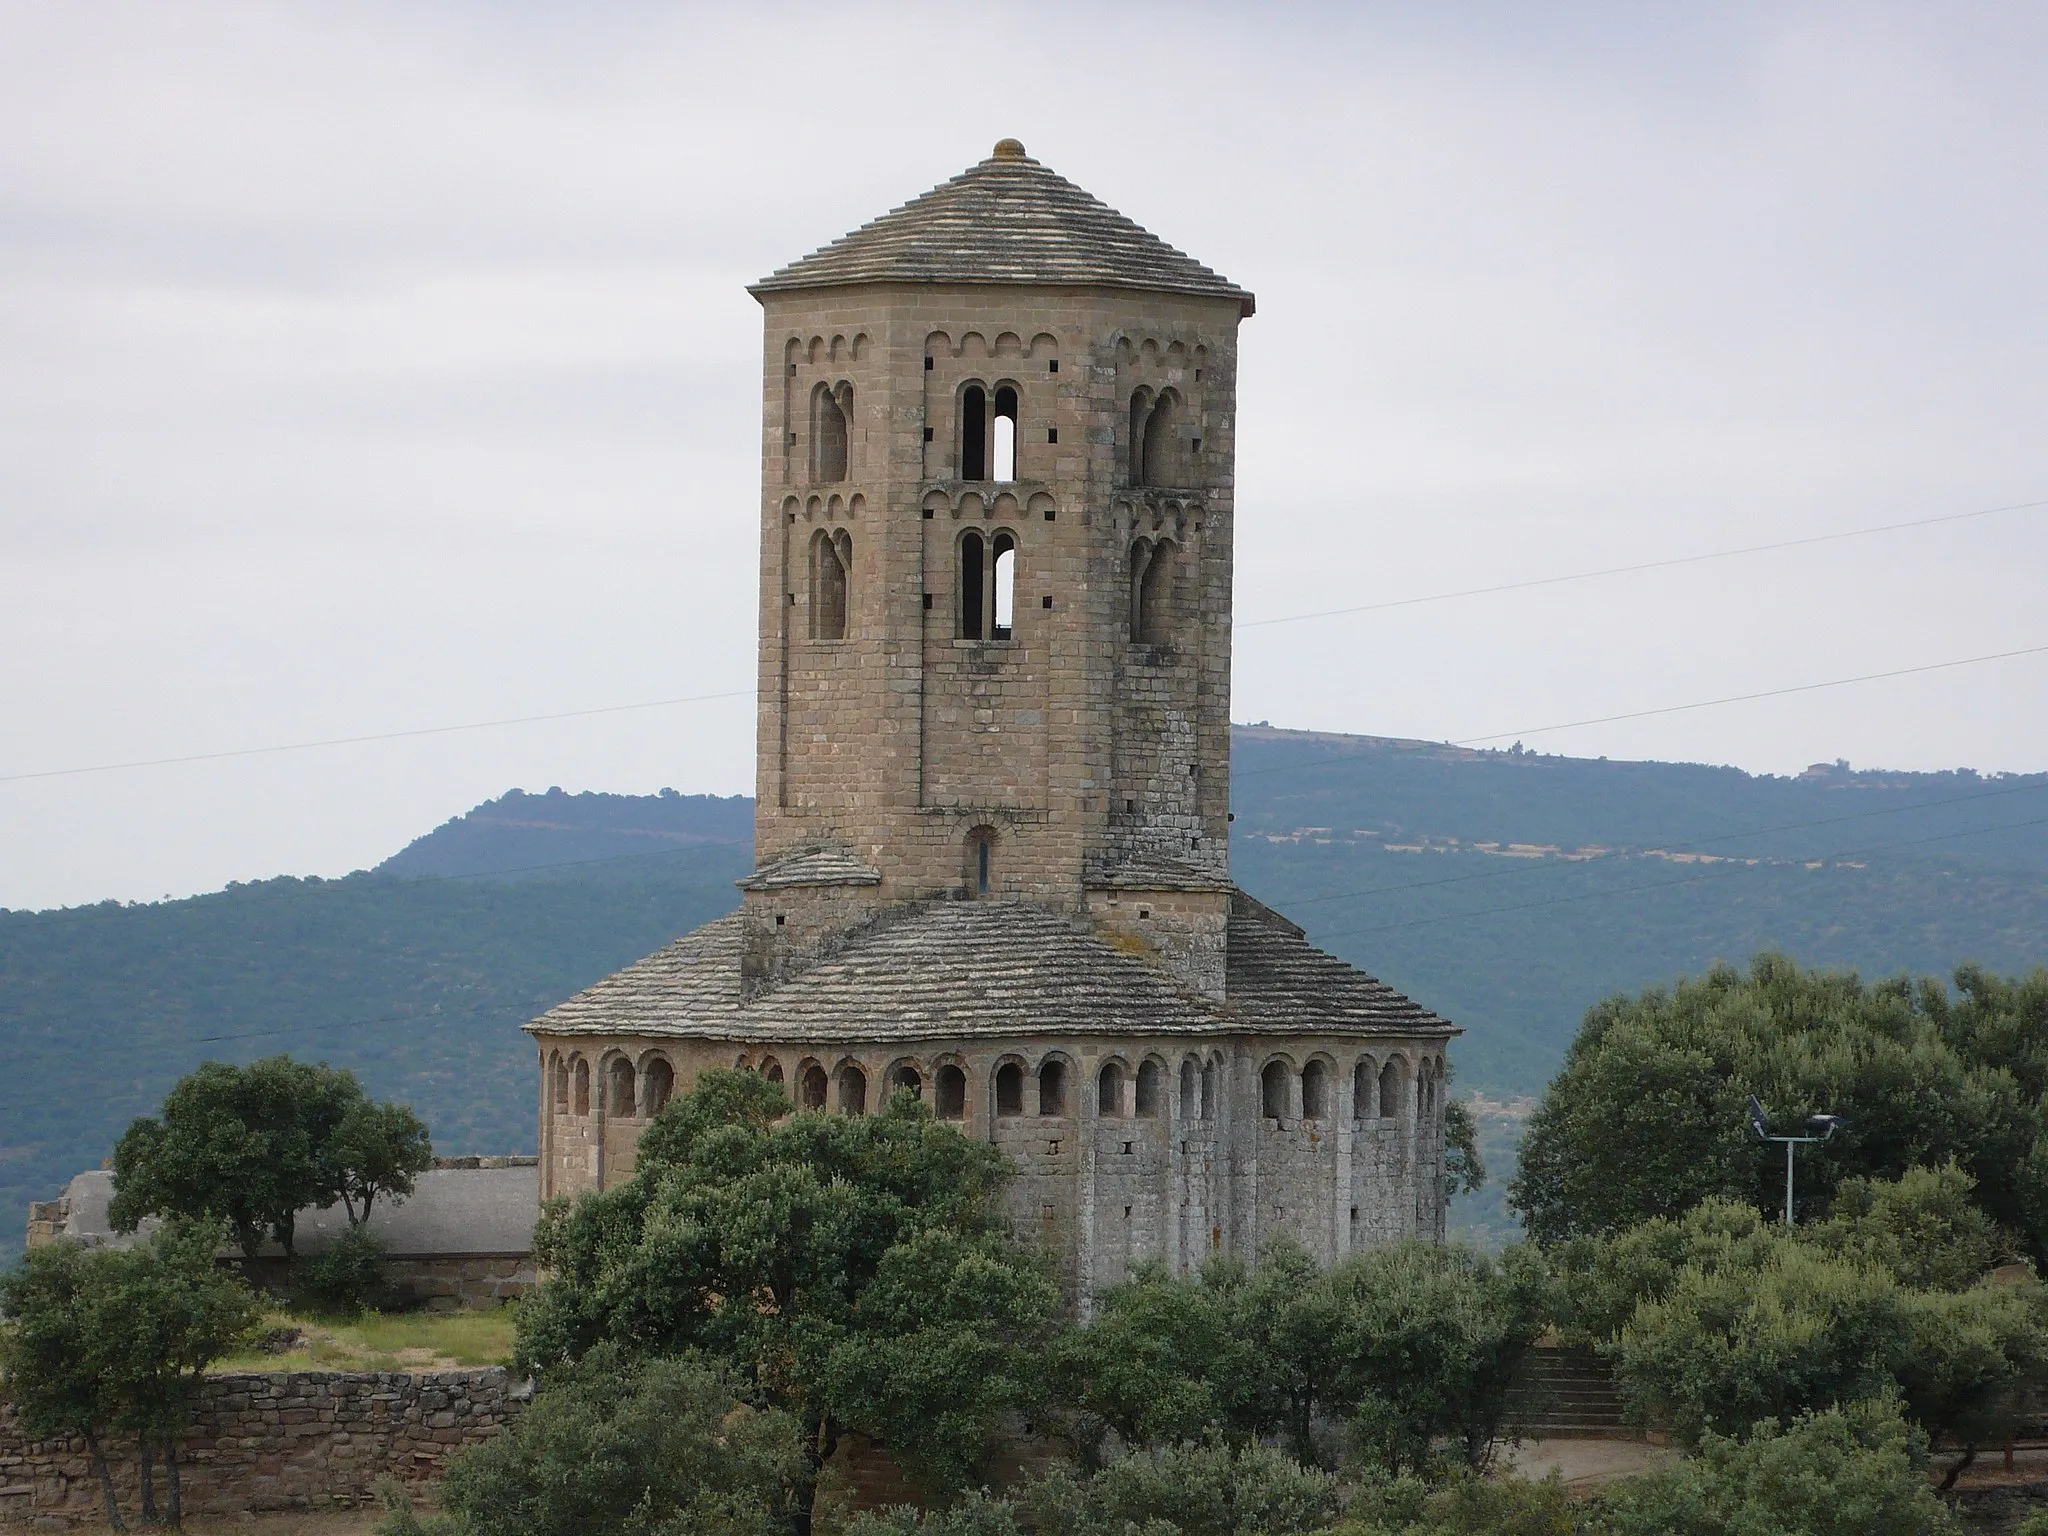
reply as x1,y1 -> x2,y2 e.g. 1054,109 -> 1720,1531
0,1369 -> 515,1525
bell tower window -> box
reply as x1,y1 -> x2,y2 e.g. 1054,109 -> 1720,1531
811,529 -> 851,640
959,529 -> 1019,641
1130,538 -> 1173,643
813,383 -> 850,484
962,385 -> 988,481
993,385 -> 1019,482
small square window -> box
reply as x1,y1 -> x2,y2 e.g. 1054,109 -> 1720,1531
775,914 -> 786,926
787,513 -> 795,524
1194,368 -> 1202,380
923,592 -> 933,610
1192,437 -> 1202,451
923,427 -> 934,442
786,431 -> 797,445
1043,508 -> 1056,522
1049,359 -> 1059,373
1041,595 -> 1053,609
1047,427 -> 1058,444
1139,909 -> 1151,920
924,356 -> 934,370
787,362 -> 797,376
922,507 -> 934,520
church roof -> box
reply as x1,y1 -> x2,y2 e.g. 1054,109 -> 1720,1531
525,892 -> 1452,1044
751,140 -> 1254,316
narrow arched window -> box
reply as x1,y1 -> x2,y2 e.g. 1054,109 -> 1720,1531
760,1056 -> 784,1087
992,531 -> 1015,639
551,1053 -> 568,1112
839,1064 -> 868,1116
572,1058 -> 590,1116
1261,1061 -> 1290,1120
936,1064 -> 966,1121
1353,1060 -> 1374,1120
891,1063 -> 922,1100
962,385 -> 988,481
800,1062 -> 828,1111
993,385 -> 1019,482
1098,1062 -> 1125,1117
1132,539 -> 1173,643
964,825 -> 996,896
1136,1060 -> 1164,1118
1039,1060 -> 1067,1116
814,384 -> 850,484
1141,391 -> 1179,485
608,1058 -> 636,1118
959,529 -> 985,640
1179,1058 -> 1198,1118
1302,1061 -> 1328,1120
1128,389 -> 1152,483
643,1057 -> 674,1116
813,529 -> 850,640
1200,1059 -> 1216,1119
1379,1059 -> 1401,1120
996,1062 -> 1024,1116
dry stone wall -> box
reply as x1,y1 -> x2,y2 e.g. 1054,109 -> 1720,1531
0,1369 -> 514,1526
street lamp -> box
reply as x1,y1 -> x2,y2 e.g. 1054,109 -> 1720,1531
1747,1095 -> 1845,1225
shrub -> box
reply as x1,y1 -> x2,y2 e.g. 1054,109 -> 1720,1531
293,1227 -> 392,1318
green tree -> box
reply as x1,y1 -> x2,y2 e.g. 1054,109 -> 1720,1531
1597,1398 -> 1963,1536
376,1345 -> 802,1536
0,1222 -> 257,1531
1808,1161 -> 2010,1292
109,1056 -> 364,1258
1324,1241 -> 1550,1474
515,1072 -> 1060,1521
324,1098 -> 434,1227
1442,1099 -> 1485,1198
1510,955 -> 2048,1256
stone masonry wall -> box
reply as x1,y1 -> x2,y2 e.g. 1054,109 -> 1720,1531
0,1369 -> 513,1526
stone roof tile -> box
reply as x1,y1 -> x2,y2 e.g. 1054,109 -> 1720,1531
526,893 -> 1455,1044
752,141 -> 1253,315
741,846 -> 883,891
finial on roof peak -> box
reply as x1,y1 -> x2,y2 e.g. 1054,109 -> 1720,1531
991,138 -> 1026,161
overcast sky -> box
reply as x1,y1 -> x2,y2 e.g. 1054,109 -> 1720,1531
4,1 -> 2047,911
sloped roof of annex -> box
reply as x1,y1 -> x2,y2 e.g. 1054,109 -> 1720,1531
751,140 -> 1254,316
523,892 -> 1454,1045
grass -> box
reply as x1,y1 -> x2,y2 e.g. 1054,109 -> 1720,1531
211,1305 -> 519,1375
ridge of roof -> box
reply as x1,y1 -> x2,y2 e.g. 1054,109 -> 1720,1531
752,141 -> 1253,315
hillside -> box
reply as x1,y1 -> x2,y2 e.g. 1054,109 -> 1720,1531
4,732 -> 2045,1261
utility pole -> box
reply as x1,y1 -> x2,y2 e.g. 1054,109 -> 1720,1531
1746,1095 -> 1845,1224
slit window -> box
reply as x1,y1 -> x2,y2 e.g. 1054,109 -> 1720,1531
962,385 -> 987,480
965,825 -> 997,896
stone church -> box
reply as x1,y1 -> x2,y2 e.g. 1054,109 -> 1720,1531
527,140 -> 1460,1302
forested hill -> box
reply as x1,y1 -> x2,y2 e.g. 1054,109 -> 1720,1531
4,731 -> 2046,1261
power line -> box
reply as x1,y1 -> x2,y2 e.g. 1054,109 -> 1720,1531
1235,494 -> 2048,630
0,687 -> 753,785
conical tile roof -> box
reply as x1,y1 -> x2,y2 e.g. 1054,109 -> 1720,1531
752,139 -> 1254,315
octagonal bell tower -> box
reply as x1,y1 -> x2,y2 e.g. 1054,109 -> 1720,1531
740,140 -> 1255,993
